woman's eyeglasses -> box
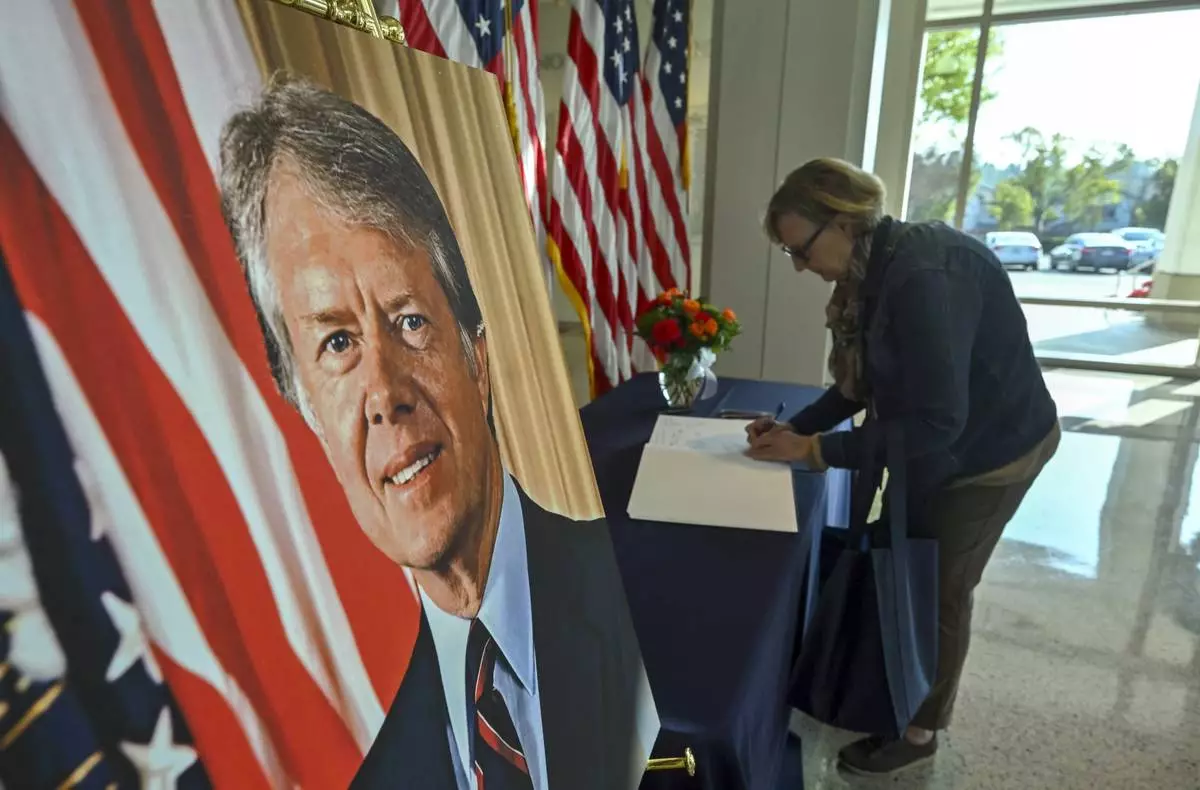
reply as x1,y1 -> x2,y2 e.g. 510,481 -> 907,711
780,220 -> 828,263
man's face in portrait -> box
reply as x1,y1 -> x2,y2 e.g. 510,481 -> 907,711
264,166 -> 494,570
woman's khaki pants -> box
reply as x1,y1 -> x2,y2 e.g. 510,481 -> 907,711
908,425 -> 1061,731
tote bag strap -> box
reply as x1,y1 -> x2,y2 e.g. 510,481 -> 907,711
845,413 -> 883,545
884,419 -> 909,547
844,415 -> 910,549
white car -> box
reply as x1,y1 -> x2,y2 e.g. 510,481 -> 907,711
985,231 -> 1042,271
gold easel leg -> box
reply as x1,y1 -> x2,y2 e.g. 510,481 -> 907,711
645,747 -> 697,777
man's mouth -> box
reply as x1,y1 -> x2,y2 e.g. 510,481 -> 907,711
383,444 -> 443,488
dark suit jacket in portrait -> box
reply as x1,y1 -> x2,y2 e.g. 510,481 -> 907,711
350,483 -> 654,790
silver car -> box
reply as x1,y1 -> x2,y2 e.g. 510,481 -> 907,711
985,231 -> 1042,271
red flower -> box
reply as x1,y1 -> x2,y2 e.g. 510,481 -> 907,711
695,311 -> 712,323
651,318 -> 683,348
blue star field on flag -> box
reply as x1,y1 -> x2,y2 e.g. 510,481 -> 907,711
456,0 -> 529,65
650,0 -> 690,127
603,0 -> 641,107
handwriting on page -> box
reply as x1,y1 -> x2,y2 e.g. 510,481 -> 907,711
646,415 -> 768,472
630,415 -> 798,532
648,415 -> 751,451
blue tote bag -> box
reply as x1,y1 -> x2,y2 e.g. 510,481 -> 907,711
788,418 -> 938,737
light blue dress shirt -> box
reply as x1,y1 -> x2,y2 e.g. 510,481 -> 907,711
419,473 -> 547,790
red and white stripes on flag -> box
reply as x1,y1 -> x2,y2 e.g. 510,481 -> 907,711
390,0 -> 553,286
0,1 -> 423,786
548,0 -> 692,399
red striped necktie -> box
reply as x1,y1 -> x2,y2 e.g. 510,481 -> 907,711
466,619 -> 534,790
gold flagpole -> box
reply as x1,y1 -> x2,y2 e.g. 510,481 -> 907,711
257,0 -> 695,778
502,0 -> 522,164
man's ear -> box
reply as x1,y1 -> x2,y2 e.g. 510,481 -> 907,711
472,324 -> 490,414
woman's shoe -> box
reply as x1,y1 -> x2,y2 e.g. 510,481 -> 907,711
837,733 -> 938,776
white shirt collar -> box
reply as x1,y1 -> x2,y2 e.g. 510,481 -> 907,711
420,470 -> 536,688
476,472 -> 536,692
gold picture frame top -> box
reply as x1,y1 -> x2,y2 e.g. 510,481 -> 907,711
267,0 -> 408,44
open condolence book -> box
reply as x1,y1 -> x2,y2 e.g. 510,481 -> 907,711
627,415 -> 799,532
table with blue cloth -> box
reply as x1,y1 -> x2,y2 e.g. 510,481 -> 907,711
579,374 -> 850,790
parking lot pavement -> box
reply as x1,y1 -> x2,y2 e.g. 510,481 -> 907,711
1005,270 -> 1196,368
1007,269 -> 1152,301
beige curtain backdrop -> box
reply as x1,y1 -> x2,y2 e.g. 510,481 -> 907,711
234,1 -> 602,520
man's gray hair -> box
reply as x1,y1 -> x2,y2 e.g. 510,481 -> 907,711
217,72 -> 483,419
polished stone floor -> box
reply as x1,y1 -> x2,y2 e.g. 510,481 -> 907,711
560,328 -> 1200,788
794,368 -> 1200,789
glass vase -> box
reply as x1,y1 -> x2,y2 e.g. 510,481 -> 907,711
658,354 -> 709,410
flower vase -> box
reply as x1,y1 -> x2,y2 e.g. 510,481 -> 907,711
658,350 -> 717,410
659,366 -> 703,409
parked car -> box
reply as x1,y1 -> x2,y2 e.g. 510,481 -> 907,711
1111,226 -> 1165,270
1049,233 -> 1135,272
984,231 -> 1042,270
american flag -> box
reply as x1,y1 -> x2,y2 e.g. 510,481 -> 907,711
0,1 -> 422,787
548,0 -> 693,398
389,0 -> 552,286
1,257 -> 200,789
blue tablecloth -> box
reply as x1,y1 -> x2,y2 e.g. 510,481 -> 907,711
579,374 -> 850,790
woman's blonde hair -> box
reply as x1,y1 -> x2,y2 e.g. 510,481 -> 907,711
764,157 -> 887,244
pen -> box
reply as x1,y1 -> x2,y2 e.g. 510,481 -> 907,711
775,401 -> 787,420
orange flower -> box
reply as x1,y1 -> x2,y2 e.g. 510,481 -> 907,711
658,287 -> 681,306
722,308 -> 737,322
704,318 -> 719,336
682,299 -> 701,317
688,321 -> 707,339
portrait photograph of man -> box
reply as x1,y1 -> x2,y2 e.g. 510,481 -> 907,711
217,74 -> 657,789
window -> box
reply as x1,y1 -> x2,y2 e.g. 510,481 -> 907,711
904,27 -> 988,225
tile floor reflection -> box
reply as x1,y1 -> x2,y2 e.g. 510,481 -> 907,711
795,368 -> 1200,789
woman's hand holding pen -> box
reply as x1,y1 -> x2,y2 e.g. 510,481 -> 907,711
746,428 -> 816,464
745,400 -> 790,442
746,416 -> 790,442
745,403 -> 819,465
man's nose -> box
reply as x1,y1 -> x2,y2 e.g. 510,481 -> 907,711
362,341 -> 417,427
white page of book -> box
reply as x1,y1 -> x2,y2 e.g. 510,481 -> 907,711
628,416 -> 798,532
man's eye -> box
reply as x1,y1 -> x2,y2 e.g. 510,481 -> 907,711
322,330 -> 353,355
399,315 -> 428,332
